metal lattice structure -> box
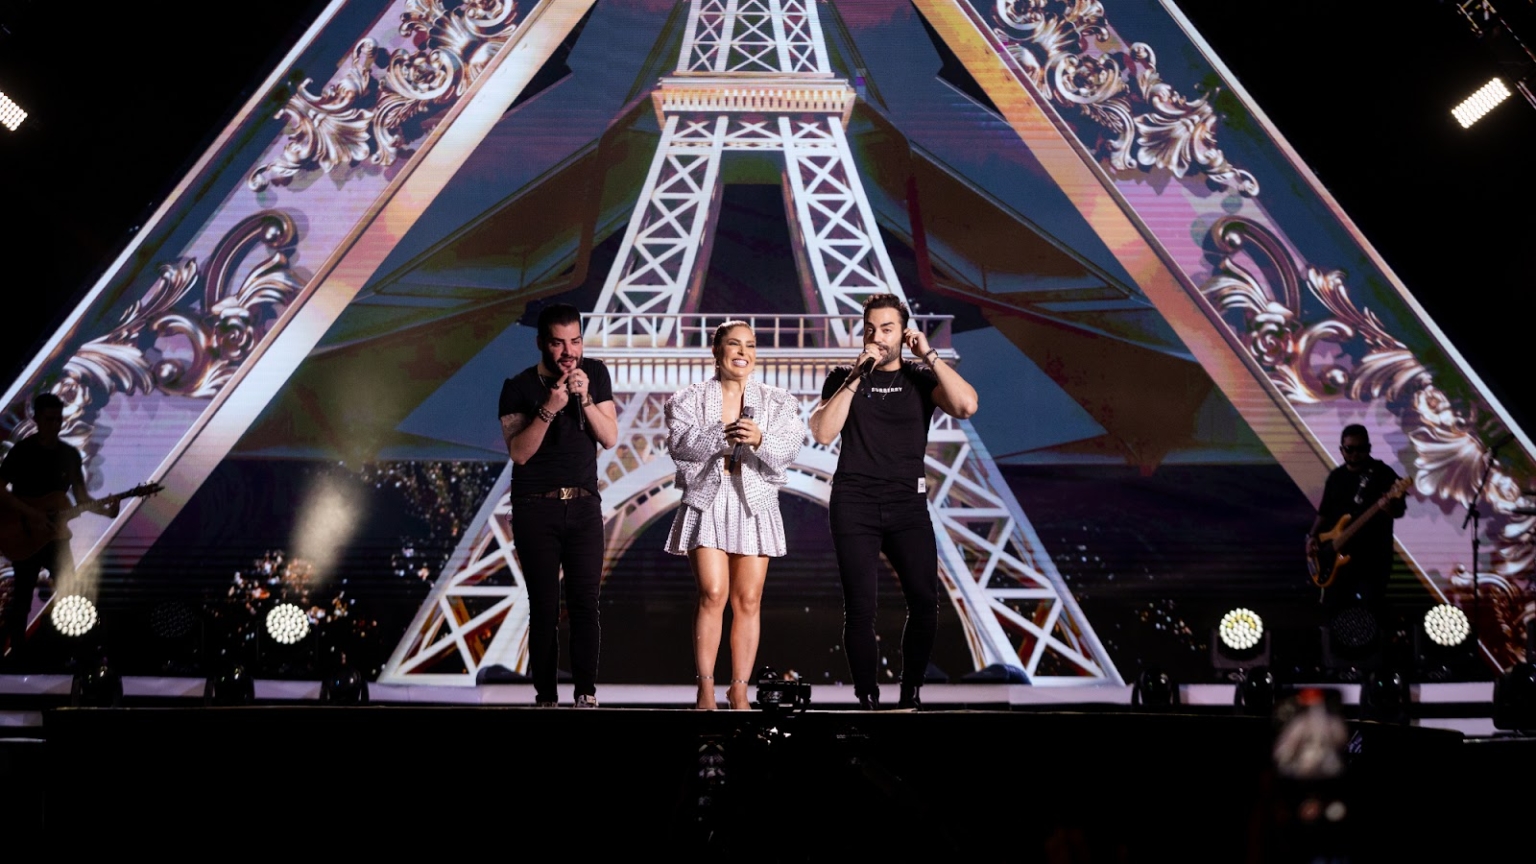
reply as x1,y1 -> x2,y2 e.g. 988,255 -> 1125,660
380,1 -> 1121,687
679,0 -> 830,75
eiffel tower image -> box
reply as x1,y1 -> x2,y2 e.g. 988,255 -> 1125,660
378,0 -> 1119,687
5,1 -> 1532,683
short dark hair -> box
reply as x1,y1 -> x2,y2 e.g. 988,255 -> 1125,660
1340,424 -> 1370,443
711,319 -> 752,352
862,293 -> 910,329
31,392 -> 64,415
535,303 -> 582,343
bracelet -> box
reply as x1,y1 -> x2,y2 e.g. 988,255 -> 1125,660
580,395 -> 593,407
536,406 -> 555,423
924,349 -> 940,364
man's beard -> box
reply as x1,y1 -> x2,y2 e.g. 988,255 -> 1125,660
541,347 -> 580,374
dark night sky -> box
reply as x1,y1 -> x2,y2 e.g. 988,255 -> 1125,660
1,0 -> 1531,429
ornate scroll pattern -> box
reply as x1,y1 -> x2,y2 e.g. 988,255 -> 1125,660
248,0 -> 520,191
986,0 -> 1259,196
1200,215 -> 1534,667
0,212 -> 304,468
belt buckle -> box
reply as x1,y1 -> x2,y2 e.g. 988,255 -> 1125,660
558,487 -> 578,501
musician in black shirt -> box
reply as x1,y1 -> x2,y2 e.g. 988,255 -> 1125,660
809,294 -> 978,709
1306,424 -> 1407,612
0,393 -> 118,666
498,304 -> 617,707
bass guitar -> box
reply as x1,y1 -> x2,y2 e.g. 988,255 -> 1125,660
0,482 -> 164,562
1307,476 -> 1411,595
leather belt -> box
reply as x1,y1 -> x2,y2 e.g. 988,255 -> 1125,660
520,486 -> 593,500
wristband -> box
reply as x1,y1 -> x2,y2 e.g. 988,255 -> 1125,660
536,406 -> 556,423
924,349 -> 940,364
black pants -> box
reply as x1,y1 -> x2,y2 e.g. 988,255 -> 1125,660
830,491 -> 940,699
3,539 -> 73,659
511,495 -> 604,701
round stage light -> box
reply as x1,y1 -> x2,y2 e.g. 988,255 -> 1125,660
1218,608 -> 1264,651
1330,606 -> 1378,650
150,601 -> 198,640
265,603 -> 310,645
1423,603 -> 1470,648
51,594 -> 99,637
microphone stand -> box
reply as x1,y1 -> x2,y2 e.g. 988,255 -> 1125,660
1461,446 -> 1499,659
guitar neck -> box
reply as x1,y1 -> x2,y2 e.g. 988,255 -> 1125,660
57,490 -> 132,522
1335,488 -> 1399,547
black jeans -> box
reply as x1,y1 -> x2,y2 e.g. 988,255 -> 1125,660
3,539 -> 73,660
511,495 -> 604,701
830,490 -> 940,699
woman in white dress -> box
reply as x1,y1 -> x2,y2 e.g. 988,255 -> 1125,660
665,320 -> 805,709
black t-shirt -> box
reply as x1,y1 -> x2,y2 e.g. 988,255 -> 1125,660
821,360 -> 939,497
498,357 -> 613,497
0,435 -> 82,499
1317,459 -> 1403,586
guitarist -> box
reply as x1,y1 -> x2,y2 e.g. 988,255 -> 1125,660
1305,424 -> 1407,614
0,393 -> 119,666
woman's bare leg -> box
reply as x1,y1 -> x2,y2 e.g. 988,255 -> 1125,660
691,547 -> 731,709
726,554 -> 770,710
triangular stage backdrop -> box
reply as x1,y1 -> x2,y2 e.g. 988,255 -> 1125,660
2,0 -> 1529,682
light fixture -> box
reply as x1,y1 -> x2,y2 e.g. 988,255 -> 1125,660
204,664 -> 256,706
1359,668 -> 1411,724
1322,606 -> 1382,680
320,643 -> 369,705
1330,607 -> 1378,650
1414,603 -> 1476,682
1212,607 -> 1270,673
148,600 -> 203,675
150,601 -> 198,640
320,663 -> 369,705
1131,668 -> 1179,710
752,665 -> 810,713
959,662 -> 1030,683
1452,77 -> 1512,128
70,659 -> 123,708
1493,661 -> 1536,730
0,90 -> 26,132
1219,608 -> 1264,651
1234,666 -> 1278,717
265,603 -> 310,645
51,594 -> 99,637
1423,604 -> 1470,647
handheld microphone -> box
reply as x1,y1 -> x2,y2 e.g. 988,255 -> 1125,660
566,374 -> 585,430
856,355 -> 877,378
732,406 -> 755,465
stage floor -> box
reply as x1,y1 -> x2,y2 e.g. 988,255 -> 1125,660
0,677 -> 1508,735
2,694 -> 1526,860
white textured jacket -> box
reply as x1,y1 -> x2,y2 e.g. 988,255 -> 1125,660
665,378 -> 804,519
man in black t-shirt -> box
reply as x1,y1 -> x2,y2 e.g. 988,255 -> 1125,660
498,304 -> 617,707
1306,424 -> 1407,615
809,294 -> 979,710
1,392 -> 119,666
